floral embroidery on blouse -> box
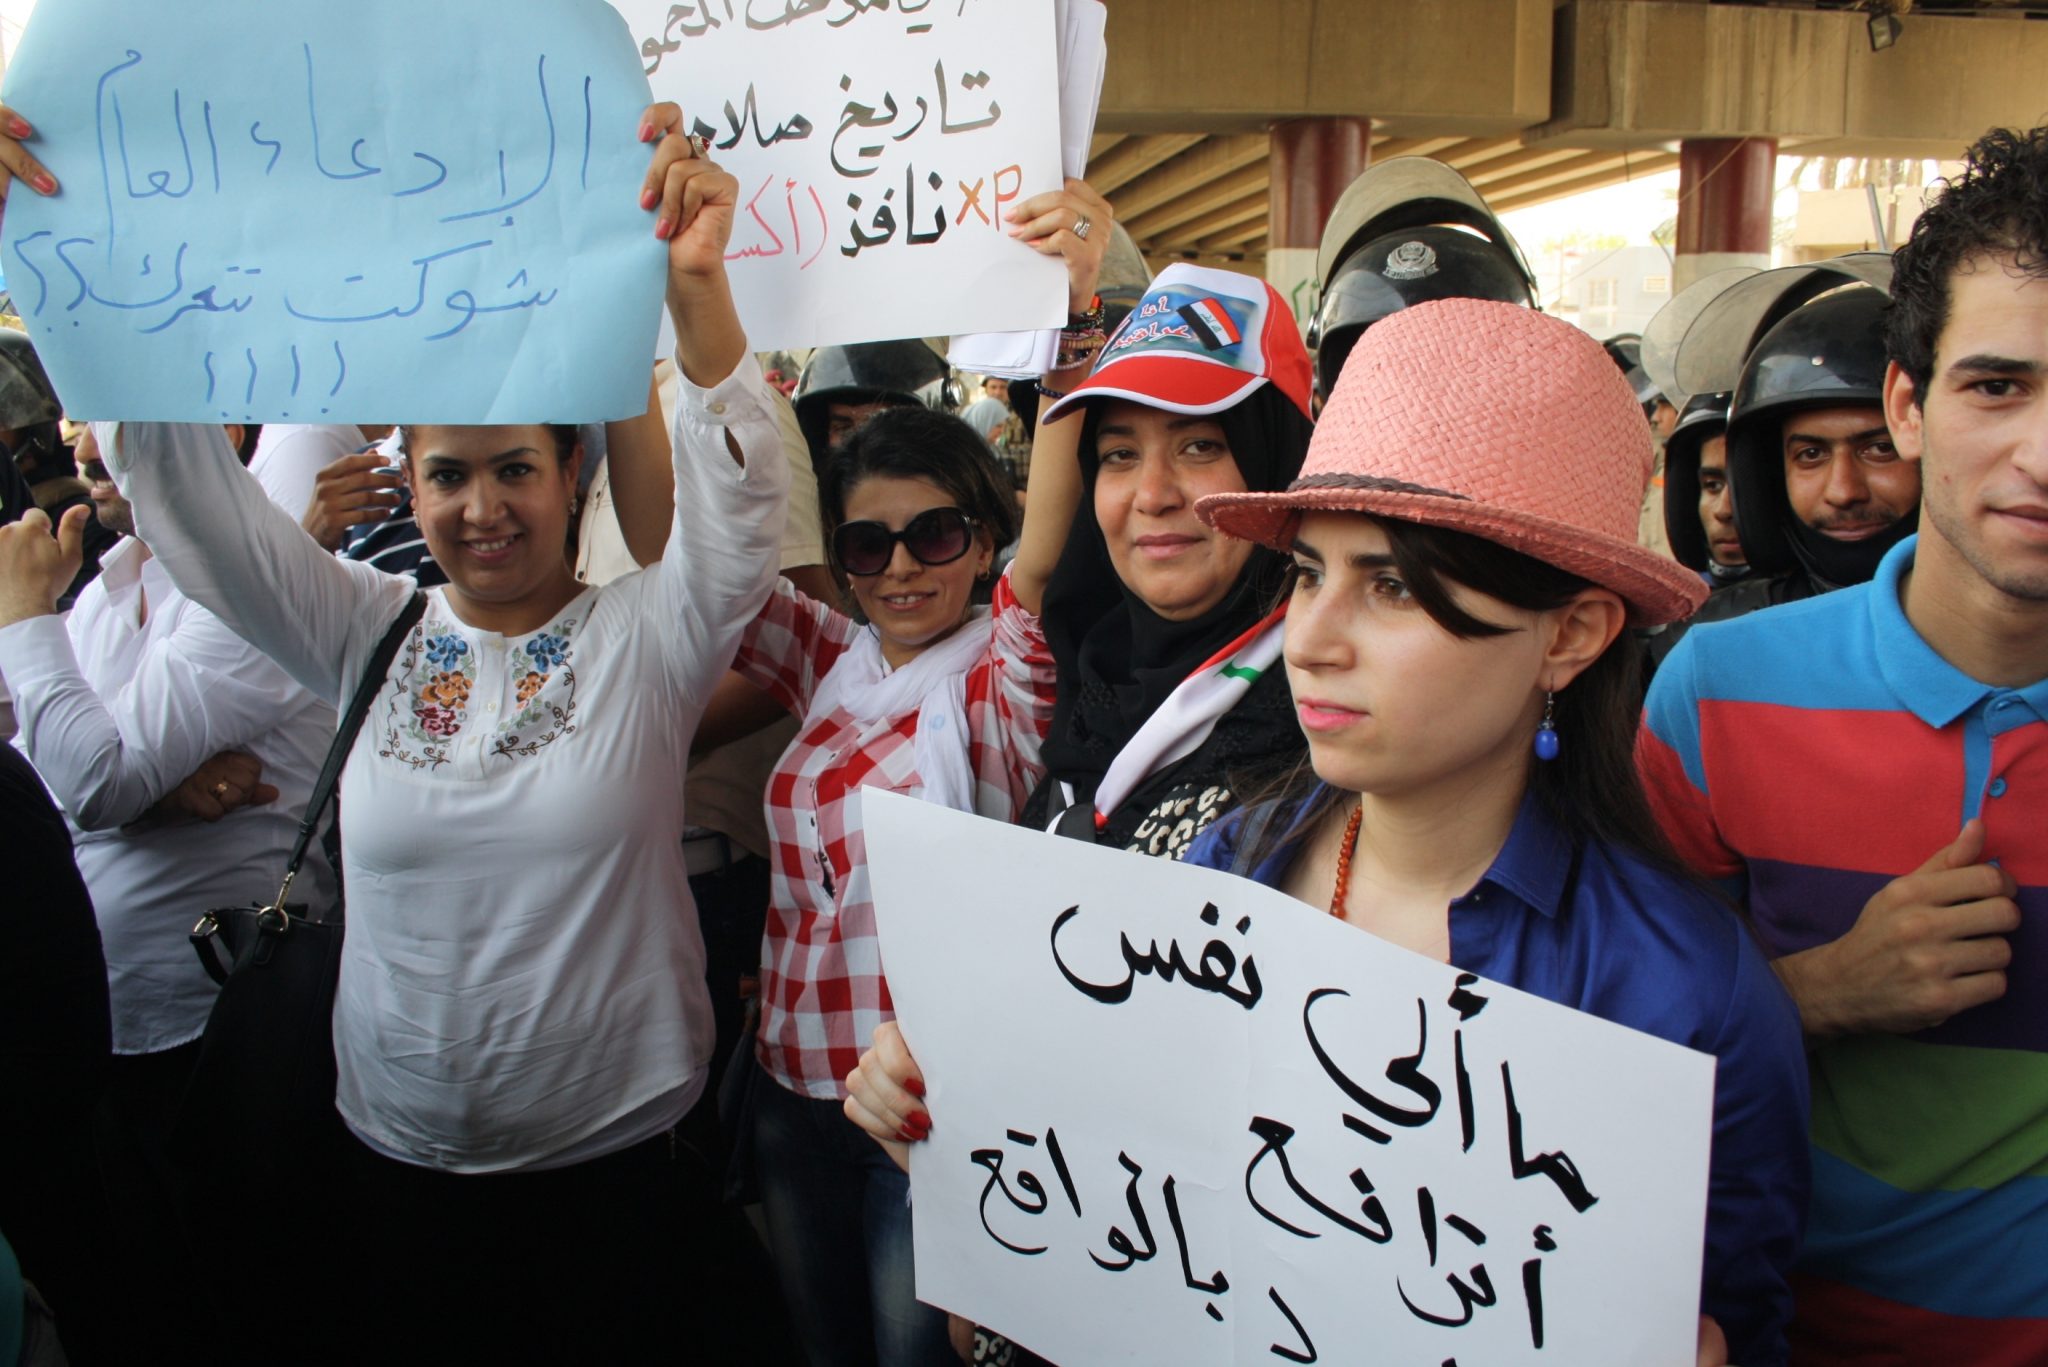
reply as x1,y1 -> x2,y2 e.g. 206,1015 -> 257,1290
378,614 -> 581,769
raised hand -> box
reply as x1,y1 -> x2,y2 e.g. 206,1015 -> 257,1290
302,452 -> 404,552
0,505 -> 87,628
0,102 -> 58,221
1004,177 -> 1115,313
636,102 -> 739,286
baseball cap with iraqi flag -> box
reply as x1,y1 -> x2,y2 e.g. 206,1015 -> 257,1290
1041,263 -> 1313,423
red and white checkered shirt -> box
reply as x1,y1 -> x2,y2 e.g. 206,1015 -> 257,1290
734,573 -> 1056,1098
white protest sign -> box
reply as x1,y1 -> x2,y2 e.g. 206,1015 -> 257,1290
866,791 -> 1716,1366
611,0 -> 1068,352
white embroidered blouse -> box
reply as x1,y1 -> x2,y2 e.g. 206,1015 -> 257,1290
102,359 -> 788,1173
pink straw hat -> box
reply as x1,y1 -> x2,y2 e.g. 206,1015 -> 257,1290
1197,297 -> 1708,626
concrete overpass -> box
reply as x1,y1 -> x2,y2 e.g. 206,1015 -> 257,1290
1086,0 -> 2048,303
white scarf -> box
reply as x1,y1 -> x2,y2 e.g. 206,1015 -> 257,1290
1051,605 -> 1289,832
805,607 -> 996,816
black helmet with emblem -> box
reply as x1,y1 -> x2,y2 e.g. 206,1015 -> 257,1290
1308,158 -> 1538,399
0,329 -> 70,485
1602,333 -> 1663,411
1641,268 -> 1760,572
793,339 -> 956,457
1674,255 -> 1906,585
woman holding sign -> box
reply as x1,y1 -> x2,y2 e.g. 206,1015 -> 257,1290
846,300 -> 1809,1366
1019,261 -> 1317,859
0,105 -> 786,1359
728,180 -> 1109,1367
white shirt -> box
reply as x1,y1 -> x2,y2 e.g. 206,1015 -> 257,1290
580,359 -> 826,857
103,358 -> 788,1172
0,536 -> 338,1054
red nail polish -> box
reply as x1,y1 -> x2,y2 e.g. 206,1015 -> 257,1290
654,217 -> 672,240
909,1110 -> 932,1130
31,172 -> 54,195
897,1125 -> 921,1143
904,1076 -> 926,1098
639,121 -> 655,143
8,118 -> 29,138
639,188 -> 658,210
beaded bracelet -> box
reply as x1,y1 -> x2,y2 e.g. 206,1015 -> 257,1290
1063,294 -> 1105,333
1054,327 -> 1105,372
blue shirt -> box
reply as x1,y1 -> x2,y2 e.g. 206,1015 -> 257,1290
1185,787 -> 1811,1366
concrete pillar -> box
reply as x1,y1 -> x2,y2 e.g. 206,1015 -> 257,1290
1266,117 -> 1372,335
1674,137 -> 1777,293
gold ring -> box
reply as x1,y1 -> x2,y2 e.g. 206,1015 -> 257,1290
213,781 -> 229,797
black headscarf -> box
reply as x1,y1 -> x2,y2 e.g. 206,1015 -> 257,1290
1037,383 -> 1315,799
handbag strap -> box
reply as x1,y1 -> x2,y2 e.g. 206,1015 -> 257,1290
268,592 -> 426,918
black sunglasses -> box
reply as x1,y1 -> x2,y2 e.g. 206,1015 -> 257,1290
831,507 -> 979,577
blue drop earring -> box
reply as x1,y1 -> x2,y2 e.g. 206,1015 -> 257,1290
1533,690 -> 1560,762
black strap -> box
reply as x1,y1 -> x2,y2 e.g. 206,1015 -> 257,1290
274,593 -> 425,917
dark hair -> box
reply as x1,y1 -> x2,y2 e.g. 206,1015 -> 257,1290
398,424 -> 579,464
1235,516 -> 1681,876
1888,124 -> 2048,403
817,405 -> 1019,602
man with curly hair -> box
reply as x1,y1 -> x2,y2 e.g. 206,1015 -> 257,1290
1639,125 -> 2048,1361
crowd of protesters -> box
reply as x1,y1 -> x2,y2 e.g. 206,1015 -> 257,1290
0,73 -> 2043,1367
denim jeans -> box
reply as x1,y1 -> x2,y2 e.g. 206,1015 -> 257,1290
752,1077 -> 955,1367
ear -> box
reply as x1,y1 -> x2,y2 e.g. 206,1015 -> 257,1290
221,423 -> 246,455
1883,359 -> 1926,465
1540,588 -> 1627,693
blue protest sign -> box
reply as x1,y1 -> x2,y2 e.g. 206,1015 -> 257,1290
0,0 -> 665,422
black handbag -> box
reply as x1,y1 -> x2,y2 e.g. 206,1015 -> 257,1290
173,592 -> 424,1176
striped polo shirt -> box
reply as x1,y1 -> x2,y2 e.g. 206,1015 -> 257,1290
1639,535 -> 2048,1364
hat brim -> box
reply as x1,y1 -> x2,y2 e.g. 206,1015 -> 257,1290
1041,358 -> 1266,424
1198,487 -> 1709,627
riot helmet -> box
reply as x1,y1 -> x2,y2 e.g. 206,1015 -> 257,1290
1660,391 -> 1733,573
1096,221 -> 1154,337
1724,286 -> 1911,584
793,339 -> 955,458
0,329 -> 70,484
1603,333 -> 1663,411
1308,158 -> 1537,399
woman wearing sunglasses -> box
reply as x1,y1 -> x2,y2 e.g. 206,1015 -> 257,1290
719,179 -> 1114,1366
846,300 -> 1807,1367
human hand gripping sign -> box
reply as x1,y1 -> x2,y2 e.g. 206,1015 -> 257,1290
0,99 -> 57,225
1003,177 -> 1114,315
638,103 -> 738,290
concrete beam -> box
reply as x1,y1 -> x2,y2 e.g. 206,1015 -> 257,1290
1087,134 -> 1207,196
1491,153 -> 1681,212
1144,190 -> 1269,254
1097,0 -> 1550,134
1536,1 -> 2048,155
1121,163 -> 1270,242
1107,134 -> 1272,225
